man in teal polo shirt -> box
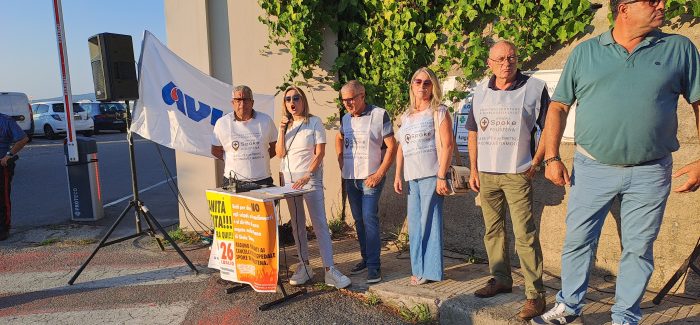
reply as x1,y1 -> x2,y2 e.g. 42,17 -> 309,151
531,1 -> 700,325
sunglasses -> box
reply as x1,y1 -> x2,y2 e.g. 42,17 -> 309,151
284,95 -> 301,103
412,78 -> 433,86
341,93 -> 363,105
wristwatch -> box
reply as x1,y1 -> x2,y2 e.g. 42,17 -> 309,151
5,151 -> 14,158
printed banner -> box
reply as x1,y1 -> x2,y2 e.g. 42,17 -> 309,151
132,31 -> 274,157
453,96 -> 472,154
206,189 -> 279,293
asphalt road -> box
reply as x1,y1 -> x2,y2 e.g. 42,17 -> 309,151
12,131 -> 180,232
3,132 -> 411,325
0,239 -> 410,325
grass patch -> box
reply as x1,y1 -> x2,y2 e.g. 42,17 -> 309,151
166,228 -> 201,245
38,238 -> 60,246
61,238 -> 97,246
328,217 -> 349,239
365,292 -> 382,306
399,303 -> 433,323
392,232 -> 409,253
313,282 -> 334,291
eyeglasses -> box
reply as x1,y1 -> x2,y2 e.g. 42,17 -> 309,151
284,95 -> 301,103
622,0 -> 663,7
341,93 -> 363,105
412,78 -> 433,87
232,98 -> 251,104
488,56 -> 518,64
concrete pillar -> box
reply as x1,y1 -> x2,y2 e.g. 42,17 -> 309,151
164,0 -> 342,230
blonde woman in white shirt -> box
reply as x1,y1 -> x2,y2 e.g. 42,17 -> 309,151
394,67 -> 453,285
276,86 -> 351,289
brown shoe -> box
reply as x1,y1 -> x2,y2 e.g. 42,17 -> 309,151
518,296 -> 546,320
474,278 -> 512,298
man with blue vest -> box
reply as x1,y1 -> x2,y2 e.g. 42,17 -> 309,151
335,80 -> 396,284
532,1 -> 700,324
0,113 -> 29,241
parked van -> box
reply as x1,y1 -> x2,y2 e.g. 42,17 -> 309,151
0,92 -> 34,141
31,101 -> 94,139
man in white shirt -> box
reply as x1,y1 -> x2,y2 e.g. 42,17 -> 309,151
211,85 -> 277,186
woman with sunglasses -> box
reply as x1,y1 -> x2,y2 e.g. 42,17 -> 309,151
394,67 -> 454,285
275,86 -> 352,289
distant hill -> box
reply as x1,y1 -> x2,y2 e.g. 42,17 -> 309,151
33,93 -> 96,103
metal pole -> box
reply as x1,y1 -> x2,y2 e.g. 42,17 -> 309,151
124,101 -> 141,233
51,0 -> 78,162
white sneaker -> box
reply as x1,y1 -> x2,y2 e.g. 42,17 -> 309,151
325,266 -> 351,289
289,263 -> 313,286
530,302 -> 583,324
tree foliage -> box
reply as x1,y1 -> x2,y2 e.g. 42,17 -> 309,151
259,0 -> 698,115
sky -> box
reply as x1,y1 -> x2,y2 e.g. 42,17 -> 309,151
0,0 -> 166,100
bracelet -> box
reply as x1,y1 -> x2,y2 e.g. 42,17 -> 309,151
437,175 -> 446,180
543,156 -> 562,166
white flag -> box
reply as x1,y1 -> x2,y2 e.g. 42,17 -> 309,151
131,31 -> 274,157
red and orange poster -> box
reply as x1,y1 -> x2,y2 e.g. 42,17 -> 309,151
206,189 -> 279,292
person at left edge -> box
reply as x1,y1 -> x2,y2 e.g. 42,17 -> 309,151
0,113 -> 29,241
275,86 -> 352,289
211,85 -> 277,186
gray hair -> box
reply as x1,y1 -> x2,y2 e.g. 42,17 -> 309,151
340,80 -> 365,95
610,0 -> 626,19
232,85 -> 253,99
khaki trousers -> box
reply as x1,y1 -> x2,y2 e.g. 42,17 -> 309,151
478,172 -> 544,299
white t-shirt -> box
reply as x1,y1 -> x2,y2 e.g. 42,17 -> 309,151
280,115 -> 326,187
212,111 -> 277,181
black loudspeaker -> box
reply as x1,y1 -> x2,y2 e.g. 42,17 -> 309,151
88,33 -> 139,101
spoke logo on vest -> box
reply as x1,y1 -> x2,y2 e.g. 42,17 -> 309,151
232,141 -> 240,151
480,117 -> 489,131
404,131 -> 433,144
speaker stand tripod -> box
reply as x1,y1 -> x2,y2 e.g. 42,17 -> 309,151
653,237 -> 700,304
68,101 -> 198,285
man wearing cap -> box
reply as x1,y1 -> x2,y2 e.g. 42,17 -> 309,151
532,1 -> 700,324
211,85 -> 277,186
467,40 -> 549,321
336,80 -> 396,284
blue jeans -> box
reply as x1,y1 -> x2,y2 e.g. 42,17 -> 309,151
407,176 -> 444,281
346,178 -> 385,271
556,152 -> 672,325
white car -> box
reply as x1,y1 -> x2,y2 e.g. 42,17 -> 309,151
31,101 -> 94,139
0,92 -> 34,141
